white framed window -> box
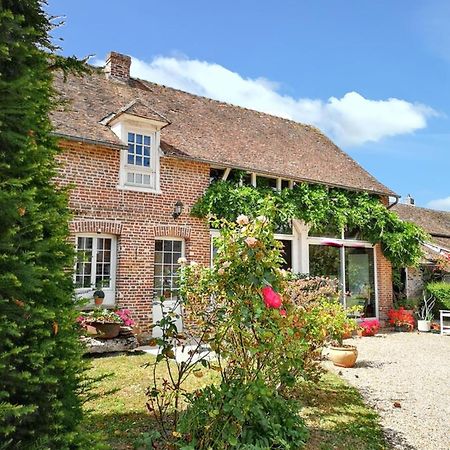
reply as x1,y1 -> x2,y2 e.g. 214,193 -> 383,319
153,238 -> 184,302
74,234 -> 117,306
123,131 -> 157,189
307,229 -> 378,318
111,119 -> 162,193
152,238 -> 184,337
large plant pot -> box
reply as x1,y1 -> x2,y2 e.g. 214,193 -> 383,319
328,345 -> 358,368
90,322 -> 121,339
417,320 -> 431,332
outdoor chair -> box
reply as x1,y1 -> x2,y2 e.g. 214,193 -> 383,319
439,310 -> 450,335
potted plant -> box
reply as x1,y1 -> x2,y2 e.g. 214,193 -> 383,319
387,307 -> 415,332
326,303 -> 360,368
77,308 -> 134,339
358,318 -> 380,336
416,293 -> 436,332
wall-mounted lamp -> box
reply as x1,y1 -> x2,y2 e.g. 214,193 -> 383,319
172,200 -> 183,219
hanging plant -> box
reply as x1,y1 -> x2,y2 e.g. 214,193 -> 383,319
191,181 -> 428,268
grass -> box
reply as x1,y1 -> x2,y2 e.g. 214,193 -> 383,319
84,352 -> 389,450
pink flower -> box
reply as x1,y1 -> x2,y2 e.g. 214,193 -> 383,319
244,237 -> 258,248
217,268 -> 225,275
236,214 -> 249,225
262,286 -> 282,309
279,309 -> 287,317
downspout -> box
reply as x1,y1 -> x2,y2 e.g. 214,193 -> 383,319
387,196 -> 400,209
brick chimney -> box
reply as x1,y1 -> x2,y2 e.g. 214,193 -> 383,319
104,51 -> 131,82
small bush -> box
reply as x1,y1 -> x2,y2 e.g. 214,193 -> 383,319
427,282 -> 450,313
177,378 -> 308,449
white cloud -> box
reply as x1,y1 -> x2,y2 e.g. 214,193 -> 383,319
427,196 -> 450,211
104,54 -> 435,147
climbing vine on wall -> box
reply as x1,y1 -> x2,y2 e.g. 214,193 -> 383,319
191,181 -> 428,268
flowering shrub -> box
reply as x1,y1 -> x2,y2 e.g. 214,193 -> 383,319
387,307 -> 414,330
77,308 -> 135,327
148,209 -> 356,448
359,318 -> 380,336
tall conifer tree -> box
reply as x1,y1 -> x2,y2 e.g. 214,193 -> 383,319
0,1 -> 92,448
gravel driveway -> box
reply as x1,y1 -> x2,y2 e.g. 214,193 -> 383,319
325,332 -> 450,450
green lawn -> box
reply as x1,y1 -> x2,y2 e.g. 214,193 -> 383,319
84,353 -> 389,450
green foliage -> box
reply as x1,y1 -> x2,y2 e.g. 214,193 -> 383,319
426,282 -> 450,312
177,379 -> 308,449
191,181 -> 428,267
0,1 -> 95,448
149,216 -> 366,448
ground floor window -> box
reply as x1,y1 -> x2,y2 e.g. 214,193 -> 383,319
153,238 -> 184,301
74,234 -> 117,305
309,242 -> 376,317
153,238 -> 184,337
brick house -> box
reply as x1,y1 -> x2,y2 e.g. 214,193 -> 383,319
392,200 -> 450,298
52,51 -> 397,337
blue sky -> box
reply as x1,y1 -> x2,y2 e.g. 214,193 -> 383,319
48,0 -> 450,210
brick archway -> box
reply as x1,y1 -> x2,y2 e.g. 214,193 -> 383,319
70,220 -> 123,235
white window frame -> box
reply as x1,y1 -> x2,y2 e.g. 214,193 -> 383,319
307,231 -> 379,319
74,233 -> 117,307
111,118 -> 162,194
152,237 -> 185,337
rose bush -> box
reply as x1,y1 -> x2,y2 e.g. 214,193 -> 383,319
147,209 -> 356,448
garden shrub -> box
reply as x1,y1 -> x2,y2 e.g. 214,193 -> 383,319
427,282 -> 450,313
148,210 -> 355,448
177,378 -> 308,450
0,2 -> 96,448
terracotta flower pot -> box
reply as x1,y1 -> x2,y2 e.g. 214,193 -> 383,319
90,322 -> 121,339
329,345 -> 358,368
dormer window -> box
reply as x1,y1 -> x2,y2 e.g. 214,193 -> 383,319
103,99 -> 170,193
124,131 -> 157,188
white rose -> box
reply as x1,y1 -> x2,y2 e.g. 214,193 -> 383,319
236,214 -> 249,226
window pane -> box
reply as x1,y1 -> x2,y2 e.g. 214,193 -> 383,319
345,247 -> 375,316
135,145 -> 142,155
309,244 -> 341,281
281,179 -> 290,189
144,135 -> 151,145
128,132 -> 135,142
128,154 -> 134,165
136,134 -> 143,144
155,240 -> 163,251
154,239 -> 184,302
278,240 -> 292,271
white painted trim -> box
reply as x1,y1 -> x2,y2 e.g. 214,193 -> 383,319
111,119 -> 161,193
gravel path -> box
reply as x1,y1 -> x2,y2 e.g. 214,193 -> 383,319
325,332 -> 450,450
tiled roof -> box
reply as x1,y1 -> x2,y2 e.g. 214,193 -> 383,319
392,203 -> 450,256
52,68 -> 396,196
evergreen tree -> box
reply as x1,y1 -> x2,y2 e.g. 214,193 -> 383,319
0,1 -> 93,448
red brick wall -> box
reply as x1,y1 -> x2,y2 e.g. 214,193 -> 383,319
56,139 -> 211,333
56,138 -> 394,332
375,244 -> 394,323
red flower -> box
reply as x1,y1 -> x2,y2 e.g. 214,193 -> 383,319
262,286 -> 282,309
279,309 -> 287,317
